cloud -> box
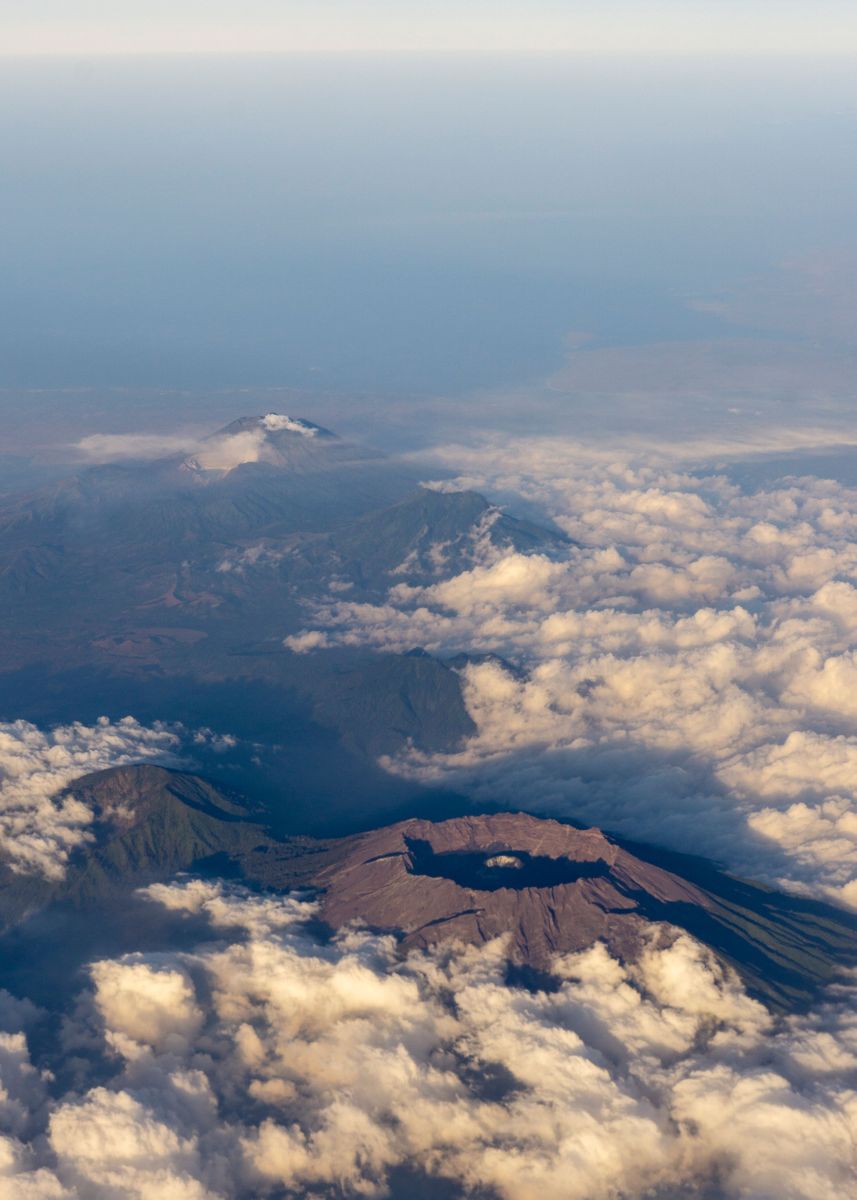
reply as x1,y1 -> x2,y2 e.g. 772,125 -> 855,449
18,421 -> 857,1194
73,433 -> 201,462
283,629 -> 331,654
91,960 -> 204,1058
259,414 -> 317,437
2,881 -> 857,1198
416,552 -> 567,613
191,430 -> 271,472
73,426 -> 274,470
282,439 -> 857,906
50,1088 -> 215,1200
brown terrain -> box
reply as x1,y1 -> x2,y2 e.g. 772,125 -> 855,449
312,813 -> 736,967
4,767 -> 856,1011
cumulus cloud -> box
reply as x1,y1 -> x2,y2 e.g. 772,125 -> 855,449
282,439 -> 857,907
28,426 -> 857,1195
90,960 -> 204,1058
50,1087 -> 216,1200
1,881 -> 856,1198
282,629 -> 331,654
0,718 -> 183,880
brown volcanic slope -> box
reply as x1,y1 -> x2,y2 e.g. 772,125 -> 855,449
292,812 -> 857,1010
314,814 -> 699,964
4,767 -> 857,1014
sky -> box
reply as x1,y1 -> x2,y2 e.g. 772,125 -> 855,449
2,52 -> 856,419
3,0 -> 857,56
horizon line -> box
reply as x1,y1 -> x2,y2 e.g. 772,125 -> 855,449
3,47 -> 857,60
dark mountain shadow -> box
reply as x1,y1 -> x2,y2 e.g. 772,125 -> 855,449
0,660 -> 474,838
405,838 -> 612,891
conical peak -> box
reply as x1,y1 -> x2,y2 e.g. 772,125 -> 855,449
211,414 -> 334,440
187,415 -> 339,472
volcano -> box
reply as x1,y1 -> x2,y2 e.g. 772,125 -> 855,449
4,770 -> 857,1014
303,811 -> 857,1009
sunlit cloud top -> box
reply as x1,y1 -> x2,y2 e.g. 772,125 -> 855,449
4,0 -> 857,56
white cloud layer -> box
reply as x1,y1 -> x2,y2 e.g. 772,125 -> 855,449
2,881 -> 857,1199
73,433 -> 201,462
285,438 -> 857,906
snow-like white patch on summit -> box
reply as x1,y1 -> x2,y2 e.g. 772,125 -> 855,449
261,414 -> 318,436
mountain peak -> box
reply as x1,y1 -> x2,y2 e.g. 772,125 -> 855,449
187,415 -> 339,472
212,414 -> 335,440
4,762 -> 857,1014
261,413 -> 329,437
307,811 -> 857,1009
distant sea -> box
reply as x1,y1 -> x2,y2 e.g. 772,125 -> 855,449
2,55 -> 855,399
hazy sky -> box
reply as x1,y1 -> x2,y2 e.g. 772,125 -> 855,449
4,52 -> 854,401
3,0 -> 857,56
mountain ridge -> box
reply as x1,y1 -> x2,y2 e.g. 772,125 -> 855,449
2,765 -> 855,1013
0,420 -> 564,822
